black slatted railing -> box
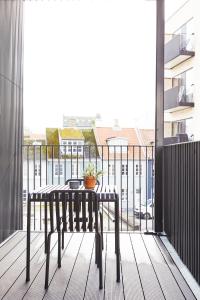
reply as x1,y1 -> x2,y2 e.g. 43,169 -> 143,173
23,144 -> 154,232
164,141 -> 200,284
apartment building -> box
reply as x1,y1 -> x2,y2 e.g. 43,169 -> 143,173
164,0 -> 200,143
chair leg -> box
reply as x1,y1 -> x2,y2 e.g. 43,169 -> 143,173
100,212 -> 104,250
95,233 -> 98,265
58,231 -> 61,268
45,233 -> 52,289
96,234 -> 100,268
98,233 -> 103,289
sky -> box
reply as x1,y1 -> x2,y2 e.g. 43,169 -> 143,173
24,0 -> 184,134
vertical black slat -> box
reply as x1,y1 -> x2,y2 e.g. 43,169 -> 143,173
114,145 -> 116,185
55,192 -> 61,232
27,146 -> 30,230
88,192 -> 93,232
178,144 -> 181,255
49,193 -> 54,233
64,145 -> 66,183
185,143 -> 189,267
132,146 -> 135,229
191,142 -> 195,276
145,147 -> 148,231
139,146 -> 141,232
108,145 -> 110,185
126,145 -> 128,231
26,193 -> 31,281
45,146 -> 48,234
58,145 -> 60,185
115,192 -> 120,282
51,146 -> 54,184
196,143 -> 200,282
108,145 -> 110,231
101,146 -> 104,186
39,146 -> 42,230
178,144 -> 182,258
62,192 -> 67,232
74,191 -> 80,231
83,144 -> 85,174
170,146 -> 174,246
70,146 -> 72,178
69,191 -> 73,231
82,192 -> 86,231
33,145 -> 36,189
188,143 -> 191,273
174,145 -> 178,251
163,146 -> 166,232
76,145 -> 78,178
33,146 -> 36,230
44,200 -> 48,252
46,145 -> 48,185
193,143 -> 196,278
151,146 -> 154,230
101,146 -> 104,224
182,143 -> 186,265
95,145 -> 98,180
120,145 -> 122,231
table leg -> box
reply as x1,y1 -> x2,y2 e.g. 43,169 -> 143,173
45,201 -> 47,253
115,195 -> 120,282
26,196 -> 31,281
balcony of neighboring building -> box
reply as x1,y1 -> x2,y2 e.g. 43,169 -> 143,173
164,72 -> 194,112
165,33 -> 195,69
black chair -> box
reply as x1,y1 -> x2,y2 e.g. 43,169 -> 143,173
45,190 -> 103,290
65,178 -> 100,185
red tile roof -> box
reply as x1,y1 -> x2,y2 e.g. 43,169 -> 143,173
94,127 -> 154,160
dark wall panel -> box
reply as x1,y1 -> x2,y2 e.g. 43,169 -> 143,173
0,0 -> 23,242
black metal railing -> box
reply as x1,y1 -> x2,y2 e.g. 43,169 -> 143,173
23,144 -> 154,232
164,141 -> 200,284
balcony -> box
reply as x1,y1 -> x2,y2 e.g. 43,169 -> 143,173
165,34 -> 195,69
164,86 -> 194,112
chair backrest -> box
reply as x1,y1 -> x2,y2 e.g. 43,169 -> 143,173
48,190 -> 99,234
65,178 -> 100,185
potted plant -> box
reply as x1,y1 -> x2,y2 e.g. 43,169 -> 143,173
83,162 -> 103,189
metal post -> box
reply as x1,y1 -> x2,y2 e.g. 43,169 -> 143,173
155,0 -> 165,233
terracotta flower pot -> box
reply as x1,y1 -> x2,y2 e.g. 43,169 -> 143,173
84,176 -> 96,189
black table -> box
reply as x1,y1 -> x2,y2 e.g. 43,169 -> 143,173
26,184 -> 120,283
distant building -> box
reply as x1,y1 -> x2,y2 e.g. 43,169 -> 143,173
164,0 -> 200,143
94,127 -> 154,211
58,128 -> 85,156
63,115 -> 101,129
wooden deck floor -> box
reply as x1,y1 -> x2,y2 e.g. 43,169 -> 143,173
0,231 -> 197,300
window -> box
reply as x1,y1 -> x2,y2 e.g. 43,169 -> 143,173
109,164 -> 115,176
34,163 -> 41,176
61,140 -> 83,154
135,164 -> 142,176
122,164 -> 128,175
54,164 -> 63,176
107,137 -> 128,153
121,189 -> 127,201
